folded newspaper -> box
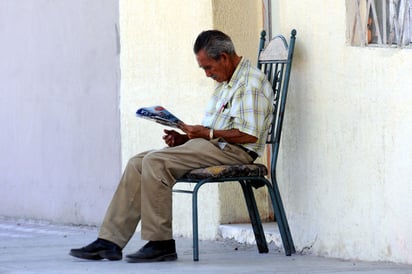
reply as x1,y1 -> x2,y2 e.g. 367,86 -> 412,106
136,105 -> 183,128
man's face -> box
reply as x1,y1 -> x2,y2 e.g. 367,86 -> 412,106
196,49 -> 230,83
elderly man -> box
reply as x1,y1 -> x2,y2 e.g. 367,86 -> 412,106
70,30 -> 274,263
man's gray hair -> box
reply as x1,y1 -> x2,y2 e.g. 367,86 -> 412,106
193,30 -> 236,60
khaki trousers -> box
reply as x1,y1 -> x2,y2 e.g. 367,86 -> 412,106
98,138 -> 253,248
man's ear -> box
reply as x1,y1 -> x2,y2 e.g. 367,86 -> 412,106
219,52 -> 230,63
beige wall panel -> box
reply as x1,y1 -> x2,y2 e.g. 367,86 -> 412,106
212,0 -> 271,224
120,0 -> 220,239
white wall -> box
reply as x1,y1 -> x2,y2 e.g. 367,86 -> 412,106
0,0 -> 121,225
274,0 -> 412,264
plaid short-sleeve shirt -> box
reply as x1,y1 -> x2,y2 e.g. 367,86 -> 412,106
201,58 -> 274,156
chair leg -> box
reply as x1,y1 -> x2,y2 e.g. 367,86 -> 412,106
191,181 -> 206,261
187,177 -> 295,261
240,180 -> 269,253
265,178 -> 295,255
271,177 -> 296,254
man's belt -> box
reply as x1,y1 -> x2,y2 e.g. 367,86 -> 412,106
238,145 -> 258,161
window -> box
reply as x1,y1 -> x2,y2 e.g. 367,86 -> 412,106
348,0 -> 412,47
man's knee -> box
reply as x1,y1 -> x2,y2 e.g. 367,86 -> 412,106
126,153 -> 145,170
141,151 -> 162,168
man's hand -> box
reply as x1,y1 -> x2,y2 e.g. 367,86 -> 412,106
178,124 -> 210,140
163,129 -> 189,147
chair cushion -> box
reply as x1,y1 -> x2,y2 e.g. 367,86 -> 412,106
181,164 -> 268,180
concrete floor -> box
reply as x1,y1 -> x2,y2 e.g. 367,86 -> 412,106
1,217 -> 411,274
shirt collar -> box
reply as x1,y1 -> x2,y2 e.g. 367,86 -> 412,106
225,57 -> 245,88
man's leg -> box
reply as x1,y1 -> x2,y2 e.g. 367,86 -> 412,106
70,151 -> 150,260
99,151 -> 149,247
140,138 -> 251,240
126,138 -> 251,263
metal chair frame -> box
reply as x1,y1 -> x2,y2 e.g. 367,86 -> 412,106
174,29 -> 297,261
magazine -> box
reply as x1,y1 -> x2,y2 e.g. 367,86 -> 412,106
136,105 -> 184,128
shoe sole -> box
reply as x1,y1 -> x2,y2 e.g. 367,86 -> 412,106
69,250 -> 122,261
126,253 -> 177,263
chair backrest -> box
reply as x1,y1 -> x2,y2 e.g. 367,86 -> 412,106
257,29 -> 297,178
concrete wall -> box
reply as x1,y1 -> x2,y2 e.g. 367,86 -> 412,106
0,0 -> 121,225
273,0 -> 412,264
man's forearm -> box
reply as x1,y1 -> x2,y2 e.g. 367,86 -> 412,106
212,128 -> 257,144
179,124 -> 257,144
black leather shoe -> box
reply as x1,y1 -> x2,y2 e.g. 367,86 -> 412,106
69,238 -> 122,260
126,239 -> 177,263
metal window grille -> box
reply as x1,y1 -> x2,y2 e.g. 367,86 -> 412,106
349,0 -> 412,47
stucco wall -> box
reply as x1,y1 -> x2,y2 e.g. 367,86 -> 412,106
212,0 -> 272,224
0,0 -> 121,225
119,0 -> 217,238
274,0 -> 412,264
120,0 -> 213,158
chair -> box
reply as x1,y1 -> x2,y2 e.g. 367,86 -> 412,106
173,29 -> 297,261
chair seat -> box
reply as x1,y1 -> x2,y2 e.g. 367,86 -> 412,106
182,163 -> 268,180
